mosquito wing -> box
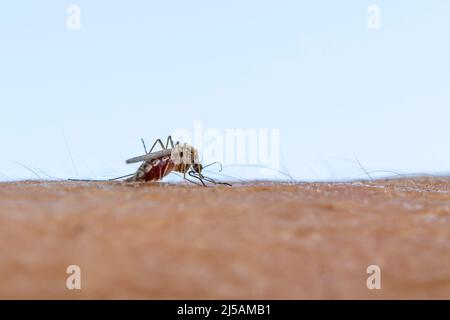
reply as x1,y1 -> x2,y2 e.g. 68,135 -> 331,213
125,149 -> 172,164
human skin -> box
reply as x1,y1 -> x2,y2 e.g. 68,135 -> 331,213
0,178 -> 449,299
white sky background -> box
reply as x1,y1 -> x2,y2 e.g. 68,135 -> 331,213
0,1 -> 449,182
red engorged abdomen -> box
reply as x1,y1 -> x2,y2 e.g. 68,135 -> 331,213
144,157 -> 175,181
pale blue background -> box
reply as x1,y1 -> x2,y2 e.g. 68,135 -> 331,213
1,1 -> 449,181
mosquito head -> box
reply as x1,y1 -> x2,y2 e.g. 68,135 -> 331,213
192,163 -> 203,174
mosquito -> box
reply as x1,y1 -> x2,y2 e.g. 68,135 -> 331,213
124,136 -> 231,186
70,136 -> 231,187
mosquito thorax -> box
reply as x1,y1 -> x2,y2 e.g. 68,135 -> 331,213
170,143 -> 200,173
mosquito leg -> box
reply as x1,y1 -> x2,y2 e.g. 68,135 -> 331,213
194,175 -> 206,186
205,178 -> 232,186
141,138 -> 148,154
147,138 -> 166,154
200,174 -> 232,187
169,172 -> 201,186
183,176 -> 204,186
188,171 -> 207,186
166,136 -> 175,149
108,173 -> 136,181
68,172 -> 136,182
202,162 -> 223,171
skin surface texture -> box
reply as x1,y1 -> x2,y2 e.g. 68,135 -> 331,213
0,178 -> 449,299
